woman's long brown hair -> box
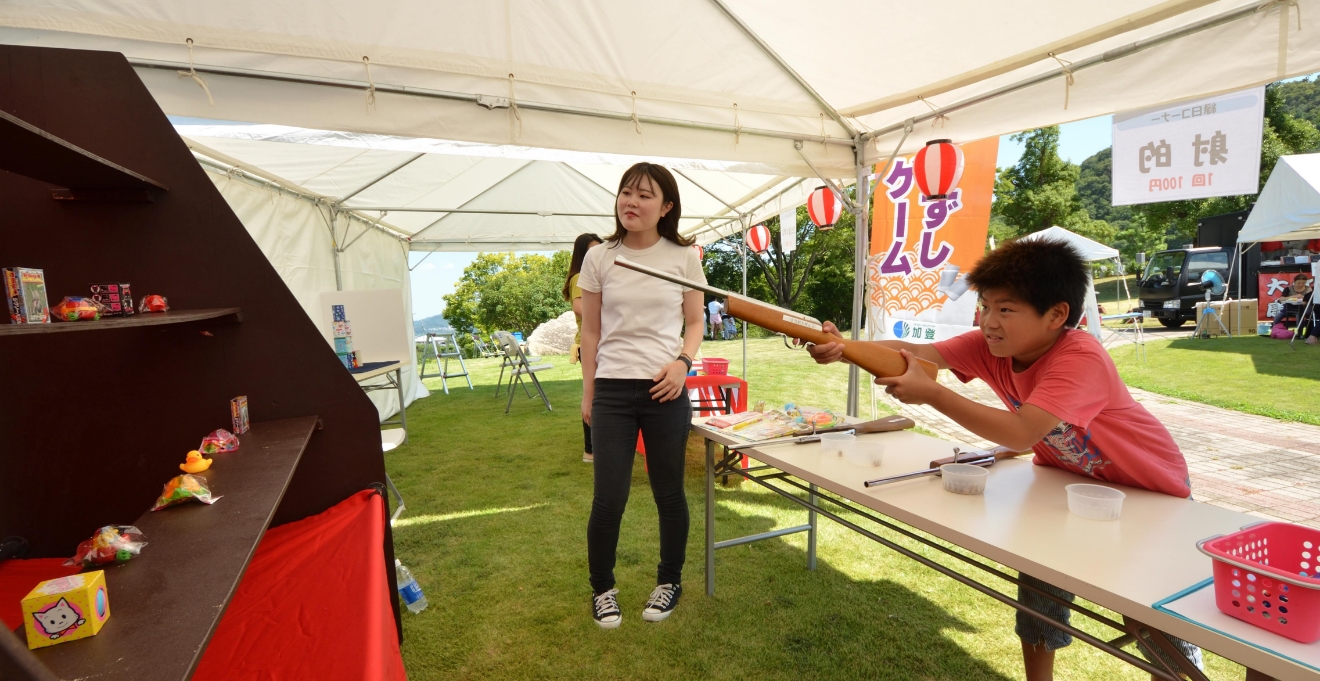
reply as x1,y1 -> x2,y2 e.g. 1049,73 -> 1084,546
563,232 -> 602,301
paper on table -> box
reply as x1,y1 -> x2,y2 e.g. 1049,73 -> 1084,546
1156,579 -> 1320,673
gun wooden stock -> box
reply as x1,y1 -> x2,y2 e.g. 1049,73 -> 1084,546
724,295 -> 938,380
926,447 -> 1029,470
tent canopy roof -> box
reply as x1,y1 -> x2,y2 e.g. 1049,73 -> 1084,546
180,123 -> 832,250
4,0 -> 1317,178
1239,154 -> 1320,243
1021,225 -> 1121,261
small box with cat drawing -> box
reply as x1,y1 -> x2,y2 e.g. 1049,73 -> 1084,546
21,570 -> 110,649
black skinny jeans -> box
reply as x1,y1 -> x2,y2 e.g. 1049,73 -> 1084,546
587,378 -> 691,593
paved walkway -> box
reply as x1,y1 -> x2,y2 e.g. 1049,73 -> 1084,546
887,373 -> 1320,527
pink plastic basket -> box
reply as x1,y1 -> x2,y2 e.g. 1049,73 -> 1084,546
703,358 -> 729,376
1197,522 -> 1320,643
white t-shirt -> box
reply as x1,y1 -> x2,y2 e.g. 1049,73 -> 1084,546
578,238 -> 706,379
707,300 -> 722,320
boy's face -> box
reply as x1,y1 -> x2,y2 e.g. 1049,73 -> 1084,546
977,288 -> 1068,366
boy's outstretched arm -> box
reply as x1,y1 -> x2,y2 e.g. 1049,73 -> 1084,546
876,350 -> 1061,452
801,321 -> 949,370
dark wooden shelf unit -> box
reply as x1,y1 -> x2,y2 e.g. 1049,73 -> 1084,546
0,308 -> 242,336
30,417 -> 318,681
0,110 -> 167,201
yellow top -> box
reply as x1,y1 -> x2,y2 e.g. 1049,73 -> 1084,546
569,273 -> 583,344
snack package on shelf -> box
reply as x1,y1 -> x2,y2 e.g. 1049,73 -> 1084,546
151,474 -> 219,511
230,396 -> 249,434
3,267 -> 50,324
199,429 -> 239,454
65,525 -> 147,567
50,297 -> 106,322
138,294 -> 169,313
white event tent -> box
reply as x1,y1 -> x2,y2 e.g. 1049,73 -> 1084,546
1240,153 -> 1320,244
4,0 -> 1318,414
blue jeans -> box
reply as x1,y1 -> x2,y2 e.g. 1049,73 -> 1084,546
587,379 -> 691,593
1017,574 -> 1203,671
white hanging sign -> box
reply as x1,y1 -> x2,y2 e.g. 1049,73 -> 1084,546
779,209 -> 796,254
1112,86 -> 1264,206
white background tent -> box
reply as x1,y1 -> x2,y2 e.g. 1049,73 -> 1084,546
1021,226 -> 1122,339
6,0 -> 1318,413
1240,153 -> 1320,243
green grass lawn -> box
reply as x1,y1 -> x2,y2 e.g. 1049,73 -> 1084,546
1110,335 -> 1320,425
392,339 -> 1244,680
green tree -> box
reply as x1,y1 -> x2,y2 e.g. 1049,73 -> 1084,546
992,127 -> 1084,236
442,251 -> 570,338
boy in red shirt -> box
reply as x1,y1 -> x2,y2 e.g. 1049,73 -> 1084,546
807,237 -> 1199,680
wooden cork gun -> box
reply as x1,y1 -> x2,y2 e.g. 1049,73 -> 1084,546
614,257 -> 938,380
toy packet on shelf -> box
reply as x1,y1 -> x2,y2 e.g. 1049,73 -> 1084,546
4,267 -> 49,324
138,294 -> 169,313
704,411 -> 763,430
65,525 -> 146,567
200,428 -> 240,454
49,296 -> 106,322
230,396 -> 250,435
152,474 -> 220,511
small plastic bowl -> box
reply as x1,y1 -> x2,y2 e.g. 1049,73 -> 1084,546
1066,483 -> 1126,521
840,440 -> 885,467
941,463 -> 988,495
818,432 -> 855,456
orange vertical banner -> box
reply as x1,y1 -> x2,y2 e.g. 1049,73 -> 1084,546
868,137 -> 998,343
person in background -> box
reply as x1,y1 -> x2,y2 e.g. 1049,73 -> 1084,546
722,301 -> 736,340
707,298 -> 723,339
579,163 -> 705,629
564,232 -> 603,463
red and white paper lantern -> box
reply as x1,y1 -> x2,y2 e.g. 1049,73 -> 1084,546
913,139 -> 965,200
746,223 -> 771,252
806,186 -> 843,231
692,244 -> 704,260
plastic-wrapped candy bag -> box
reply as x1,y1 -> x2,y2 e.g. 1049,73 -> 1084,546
50,297 -> 106,322
65,525 -> 147,567
139,294 -> 169,313
152,474 -> 220,511
199,429 -> 239,455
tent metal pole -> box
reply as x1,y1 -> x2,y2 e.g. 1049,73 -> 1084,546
742,214 -> 749,380
673,169 -> 745,216
346,206 -> 731,220
687,178 -> 812,241
339,152 -> 426,203
859,0 -> 1276,145
132,60 -> 852,150
847,151 -> 871,417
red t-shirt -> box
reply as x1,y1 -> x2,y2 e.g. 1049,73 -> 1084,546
932,329 -> 1191,498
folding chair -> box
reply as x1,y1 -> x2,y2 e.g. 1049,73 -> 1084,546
494,331 -> 543,397
495,331 -> 553,413
471,332 -> 500,358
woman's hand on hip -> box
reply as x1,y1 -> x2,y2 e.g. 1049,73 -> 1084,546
650,361 -> 688,403
581,393 -> 592,425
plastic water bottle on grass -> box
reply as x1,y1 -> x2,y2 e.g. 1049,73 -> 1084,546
395,559 -> 428,614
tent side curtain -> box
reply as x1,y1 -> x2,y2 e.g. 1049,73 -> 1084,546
1239,154 -> 1320,243
202,168 -> 428,419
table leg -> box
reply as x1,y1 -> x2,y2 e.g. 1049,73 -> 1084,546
807,482 -> 817,571
705,437 -> 716,597
395,368 -> 408,446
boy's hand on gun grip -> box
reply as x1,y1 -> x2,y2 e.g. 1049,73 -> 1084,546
798,321 -> 845,364
874,349 -> 939,405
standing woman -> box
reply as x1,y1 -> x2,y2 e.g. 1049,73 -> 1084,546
578,163 -> 705,629
564,232 -> 603,463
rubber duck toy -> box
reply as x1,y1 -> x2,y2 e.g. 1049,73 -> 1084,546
180,450 -> 212,474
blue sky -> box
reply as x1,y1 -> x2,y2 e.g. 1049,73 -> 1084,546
409,116 -> 1119,321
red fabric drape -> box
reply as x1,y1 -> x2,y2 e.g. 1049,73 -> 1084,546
194,490 -> 405,681
0,558 -> 82,631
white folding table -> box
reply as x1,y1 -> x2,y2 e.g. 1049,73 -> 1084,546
695,418 -> 1317,681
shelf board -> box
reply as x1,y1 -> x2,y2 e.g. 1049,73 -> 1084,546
0,308 -> 241,336
0,109 -> 167,198
32,416 -> 319,681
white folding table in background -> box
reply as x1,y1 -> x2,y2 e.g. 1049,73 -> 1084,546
695,418 -> 1318,681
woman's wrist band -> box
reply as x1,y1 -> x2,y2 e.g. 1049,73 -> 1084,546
677,354 -> 693,371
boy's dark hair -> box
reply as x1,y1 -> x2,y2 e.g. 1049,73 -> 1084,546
966,236 -> 1090,327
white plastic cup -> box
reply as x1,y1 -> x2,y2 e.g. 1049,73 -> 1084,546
939,265 -> 961,288
818,432 -> 854,456
840,440 -> 885,467
940,463 -> 988,495
1066,484 -> 1126,521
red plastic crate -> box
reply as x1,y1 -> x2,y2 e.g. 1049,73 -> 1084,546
703,358 -> 729,375
1198,522 -> 1320,643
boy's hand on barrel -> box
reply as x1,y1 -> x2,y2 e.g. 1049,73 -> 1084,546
799,321 -> 845,364
874,349 -> 939,405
